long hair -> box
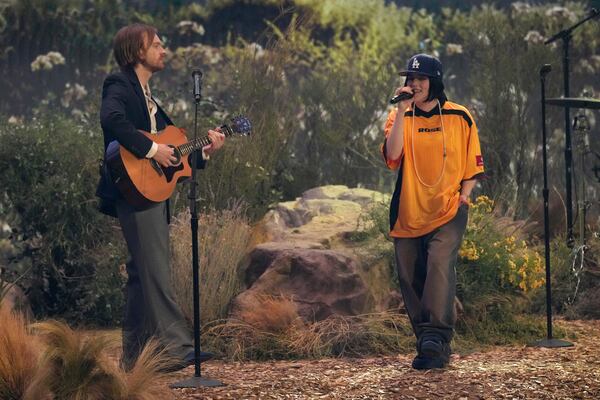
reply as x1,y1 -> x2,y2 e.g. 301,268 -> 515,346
426,77 -> 447,105
112,23 -> 157,70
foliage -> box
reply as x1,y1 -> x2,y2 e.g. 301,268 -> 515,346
0,0 -> 599,326
0,303 -> 49,400
530,233 -> 600,319
441,3 -> 600,217
170,205 -> 252,325
268,3 -> 436,198
203,297 -> 414,360
0,301 -> 172,400
34,320 -> 124,399
0,114 -> 127,325
455,195 -> 554,343
458,196 -> 545,295
173,38 -> 301,217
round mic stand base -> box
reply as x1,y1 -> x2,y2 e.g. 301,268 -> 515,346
528,338 -> 573,348
170,376 -> 224,388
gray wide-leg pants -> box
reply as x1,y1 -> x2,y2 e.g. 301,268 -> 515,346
393,204 -> 468,345
117,200 -> 193,368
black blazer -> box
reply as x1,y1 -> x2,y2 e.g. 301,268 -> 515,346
96,66 -> 205,217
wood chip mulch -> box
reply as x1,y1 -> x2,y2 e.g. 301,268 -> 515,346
166,320 -> 600,399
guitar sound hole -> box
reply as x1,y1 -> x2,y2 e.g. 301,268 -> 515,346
170,145 -> 182,166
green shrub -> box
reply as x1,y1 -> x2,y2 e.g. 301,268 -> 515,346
0,114 -> 126,325
456,195 -> 552,343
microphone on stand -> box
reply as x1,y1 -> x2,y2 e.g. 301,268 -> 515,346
192,70 -> 202,103
389,91 -> 414,105
540,64 -> 552,77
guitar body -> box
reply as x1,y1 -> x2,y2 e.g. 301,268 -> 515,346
106,126 -> 193,209
105,116 -> 252,210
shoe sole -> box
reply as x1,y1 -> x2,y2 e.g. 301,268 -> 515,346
411,356 -> 448,370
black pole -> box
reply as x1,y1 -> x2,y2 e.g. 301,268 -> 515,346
562,36 -> 574,247
545,8 -> 600,247
190,99 -> 202,376
541,65 -> 553,340
529,64 -> 572,348
171,72 -> 223,388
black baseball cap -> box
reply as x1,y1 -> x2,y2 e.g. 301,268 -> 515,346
398,53 -> 443,79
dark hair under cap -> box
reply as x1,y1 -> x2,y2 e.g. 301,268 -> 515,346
403,75 -> 448,106
425,77 -> 447,105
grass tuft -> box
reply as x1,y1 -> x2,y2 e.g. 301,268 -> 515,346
170,206 -> 251,325
120,339 -> 172,400
203,311 -> 414,361
238,295 -> 303,333
33,320 -> 124,400
0,302 -> 50,400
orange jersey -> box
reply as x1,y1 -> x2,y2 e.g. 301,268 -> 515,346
382,101 -> 484,238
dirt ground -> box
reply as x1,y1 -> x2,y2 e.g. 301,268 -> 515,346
163,320 -> 600,400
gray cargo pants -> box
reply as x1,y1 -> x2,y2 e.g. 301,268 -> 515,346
393,204 -> 468,345
117,200 -> 193,369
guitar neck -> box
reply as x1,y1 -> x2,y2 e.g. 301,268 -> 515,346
177,124 -> 232,155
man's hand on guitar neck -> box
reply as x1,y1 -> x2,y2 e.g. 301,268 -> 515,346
153,143 -> 178,167
151,128 -> 224,167
202,129 -> 225,157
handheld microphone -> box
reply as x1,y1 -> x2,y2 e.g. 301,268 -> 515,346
390,91 -> 414,105
192,69 -> 202,102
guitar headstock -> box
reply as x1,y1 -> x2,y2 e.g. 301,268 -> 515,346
222,115 -> 252,137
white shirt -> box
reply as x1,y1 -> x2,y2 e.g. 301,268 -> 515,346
142,83 -> 209,160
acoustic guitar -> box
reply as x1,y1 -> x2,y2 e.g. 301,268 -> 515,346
106,115 -> 252,209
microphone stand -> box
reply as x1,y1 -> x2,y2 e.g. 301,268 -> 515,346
171,72 -> 223,388
529,65 -> 573,349
544,8 -> 600,247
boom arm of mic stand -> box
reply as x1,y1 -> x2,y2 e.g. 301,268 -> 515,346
545,8 -> 600,45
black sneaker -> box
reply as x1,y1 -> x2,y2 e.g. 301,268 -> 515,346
412,336 -> 450,370
411,353 -> 448,370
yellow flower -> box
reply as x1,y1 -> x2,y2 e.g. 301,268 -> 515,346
472,195 -> 494,213
459,241 -> 480,261
531,279 -> 545,289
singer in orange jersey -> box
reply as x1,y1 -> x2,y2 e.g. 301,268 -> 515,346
382,54 -> 484,370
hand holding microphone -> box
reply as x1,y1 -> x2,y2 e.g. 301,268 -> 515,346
390,87 -> 414,105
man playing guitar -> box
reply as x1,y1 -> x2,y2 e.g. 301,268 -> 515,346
96,23 -> 224,371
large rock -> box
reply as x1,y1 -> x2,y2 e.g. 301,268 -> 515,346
232,243 -> 372,322
260,185 -> 388,247
230,185 -> 399,324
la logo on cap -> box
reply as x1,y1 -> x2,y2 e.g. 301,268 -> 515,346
412,58 -> 420,69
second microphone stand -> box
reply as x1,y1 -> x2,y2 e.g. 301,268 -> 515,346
529,64 -> 573,349
171,72 -> 223,388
